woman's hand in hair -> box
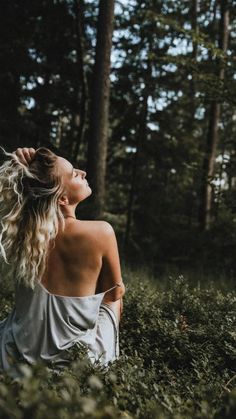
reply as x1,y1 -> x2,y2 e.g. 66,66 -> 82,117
14,147 -> 36,165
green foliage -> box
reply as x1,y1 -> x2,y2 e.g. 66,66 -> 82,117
1,274 -> 236,418
1,0 -> 236,273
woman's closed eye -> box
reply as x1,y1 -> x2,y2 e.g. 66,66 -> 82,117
73,168 -> 86,179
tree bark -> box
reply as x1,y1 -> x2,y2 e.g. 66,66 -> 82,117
123,47 -> 152,251
123,94 -> 148,252
71,0 -> 87,165
198,0 -> 229,230
86,0 -> 115,219
190,0 -> 198,123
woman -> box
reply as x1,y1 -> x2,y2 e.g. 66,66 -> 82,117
0,147 -> 125,378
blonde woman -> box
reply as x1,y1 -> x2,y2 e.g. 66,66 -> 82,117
0,147 -> 125,377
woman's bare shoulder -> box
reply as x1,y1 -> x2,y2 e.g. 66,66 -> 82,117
57,220 -> 114,255
70,220 -> 115,253
79,220 -> 114,235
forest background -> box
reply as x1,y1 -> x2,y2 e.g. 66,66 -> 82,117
1,0 -> 236,279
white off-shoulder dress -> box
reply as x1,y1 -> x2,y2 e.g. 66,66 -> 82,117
0,280 -> 120,377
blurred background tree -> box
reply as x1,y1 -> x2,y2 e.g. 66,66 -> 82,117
0,0 -> 236,277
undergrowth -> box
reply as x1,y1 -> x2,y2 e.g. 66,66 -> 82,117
0,274 -> 236,418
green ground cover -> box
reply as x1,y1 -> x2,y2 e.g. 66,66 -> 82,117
0,268 -> 236,418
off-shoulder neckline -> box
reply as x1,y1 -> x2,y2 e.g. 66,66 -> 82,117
37,281 -> 117,300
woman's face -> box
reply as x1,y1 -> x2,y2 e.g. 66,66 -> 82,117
57,156 -> 92,205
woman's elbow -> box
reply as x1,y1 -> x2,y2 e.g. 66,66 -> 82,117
106,283 -> 125,302
114,283 -> 126,301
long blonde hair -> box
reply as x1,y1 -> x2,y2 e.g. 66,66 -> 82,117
0,147 -> 65,288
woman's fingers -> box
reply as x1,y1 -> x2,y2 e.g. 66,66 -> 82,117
14,149 -> 28,165
28,148 -> 36,159
14,147 -> 36,165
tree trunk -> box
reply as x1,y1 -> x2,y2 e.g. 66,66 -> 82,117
36,67 -> 52,148
71,0 -> 87,165
86,0 -> 115,219
228,150 -> 232,192
123,42 -> 152,251
198,0 -> 229,230
123,94 -> 148,252
190,0 -> 198,124
0,72 -> 21,150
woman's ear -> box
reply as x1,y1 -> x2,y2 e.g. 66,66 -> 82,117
58,195 -> 69,206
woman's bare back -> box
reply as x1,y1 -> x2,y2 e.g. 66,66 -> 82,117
41,219 -> 123,299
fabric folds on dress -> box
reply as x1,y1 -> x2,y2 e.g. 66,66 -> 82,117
0,281 -> 120,378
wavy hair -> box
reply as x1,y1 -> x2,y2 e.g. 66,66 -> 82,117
0,147 -> 65,288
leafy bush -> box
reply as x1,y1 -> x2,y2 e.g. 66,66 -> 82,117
0,274 -> 236,418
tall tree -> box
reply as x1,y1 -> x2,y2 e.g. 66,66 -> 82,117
86,0 -> 115,219
71,0 -> 88,165
199,0 -> 230,230
190,0 -> 198,124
